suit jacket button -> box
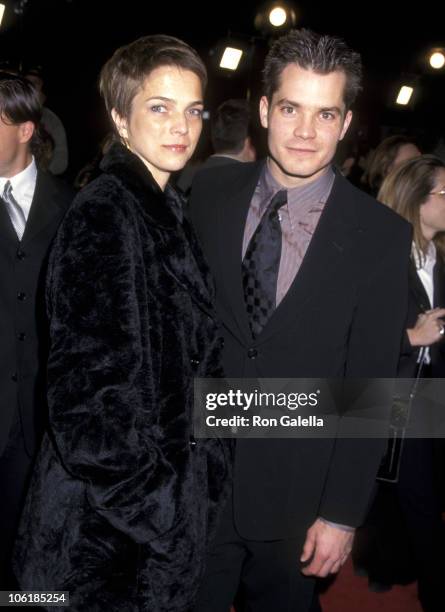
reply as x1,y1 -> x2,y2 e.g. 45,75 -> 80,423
17,292 -> 27,301
189,437 -> 197,448
11,373 -> 18,382
18,332 -> 26,341
16,249 -> 27,260
247,348 -> 258,359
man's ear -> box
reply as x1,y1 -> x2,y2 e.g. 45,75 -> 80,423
18,121 -> 35,145
339,110 -> 353,141
111,108 -> 128,141
259,96 -> 270,129
242,136 -> 257,162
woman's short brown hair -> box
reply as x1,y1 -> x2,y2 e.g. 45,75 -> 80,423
378,154 -> 445,260
99,35 -> 207,125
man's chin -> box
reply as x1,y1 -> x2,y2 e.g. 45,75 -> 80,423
269,155 -> 328,181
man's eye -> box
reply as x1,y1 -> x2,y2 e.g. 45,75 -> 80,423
281,106 -> 295,115
320,112 -> 335,120
150,105 -> 167,113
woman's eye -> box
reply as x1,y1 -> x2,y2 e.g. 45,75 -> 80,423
189,108 -> 203,118
150,105 -> 167,113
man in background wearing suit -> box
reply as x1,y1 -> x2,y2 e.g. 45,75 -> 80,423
0,72 -> 73,587
177,98 -> 256,195
190,29 -> 412,611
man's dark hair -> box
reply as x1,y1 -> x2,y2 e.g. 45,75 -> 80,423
0,71 -> 41,126
262,28 -> 362,110
211,99 -> 251,154
0,71 -> 42,156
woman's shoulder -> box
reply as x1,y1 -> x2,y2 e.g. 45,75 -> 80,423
62,171 -> 147,239
54,173 -> 143,256
74,171 -> 134,213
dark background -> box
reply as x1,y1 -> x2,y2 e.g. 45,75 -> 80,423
1,0 -> 444,177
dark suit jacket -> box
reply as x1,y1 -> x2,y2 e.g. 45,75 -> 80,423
190,160 -> 412,539
176,156 -> 242,196
0,170 -> 73,457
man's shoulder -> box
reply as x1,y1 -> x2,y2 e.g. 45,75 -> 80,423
192,160 -> 262,193
336,173 -> 411,238
36,170 -> 75,209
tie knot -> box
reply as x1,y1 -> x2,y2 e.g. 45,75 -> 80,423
267,189 -> 287,216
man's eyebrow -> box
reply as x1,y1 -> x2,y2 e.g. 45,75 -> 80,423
319,106 -> 342,114
275,98 -> 300,107
274,98 -> 342,114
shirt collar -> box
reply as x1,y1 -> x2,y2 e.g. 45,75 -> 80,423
258,161 -> 335,225
0,157 -> 37,203
412,240 -> 436,272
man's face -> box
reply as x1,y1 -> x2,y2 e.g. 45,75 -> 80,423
0,114 -> 30,177
260,64 -> 352,188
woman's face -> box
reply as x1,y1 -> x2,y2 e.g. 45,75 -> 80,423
112,65 -> 203,189
420,167 -> 445,240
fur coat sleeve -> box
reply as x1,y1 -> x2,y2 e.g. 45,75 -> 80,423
45,190 -> 179,542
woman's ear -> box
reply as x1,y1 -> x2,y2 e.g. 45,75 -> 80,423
111,109 -> 128,142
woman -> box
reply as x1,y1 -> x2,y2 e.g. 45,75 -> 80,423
354,155 -> 445,612
13,35 -> 231,611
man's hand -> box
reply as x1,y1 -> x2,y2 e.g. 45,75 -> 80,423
300,518 -> 355,577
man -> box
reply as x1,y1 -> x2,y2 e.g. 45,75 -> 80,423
0,72 -> 73,587
190,29 -> 412,611
176,98 -> 256,194
202,98 -> 256,170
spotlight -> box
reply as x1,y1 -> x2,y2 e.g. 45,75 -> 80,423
429,51 -> 445,69
255,2 -> 298,35
396,86 -> 414,106
219,47 -> 244,71
269,7 -> 287,27
0,4 -> 5,26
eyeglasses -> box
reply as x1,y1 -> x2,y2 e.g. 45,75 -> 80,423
429,188 -> 445,196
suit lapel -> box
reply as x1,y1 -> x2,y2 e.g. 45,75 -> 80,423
20,172 -> 64,246
0,198 -> 19,246
217,162 -> 263,343
433,255 -> 445,308
409,260 -> 431,311
258,174 -> 360,343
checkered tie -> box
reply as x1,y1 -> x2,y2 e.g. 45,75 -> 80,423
2,180 -> 26,240
242,189 -> 287,338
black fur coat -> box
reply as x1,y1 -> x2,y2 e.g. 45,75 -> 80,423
13,143 -> 232,611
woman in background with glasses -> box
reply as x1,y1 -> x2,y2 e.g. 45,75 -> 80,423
355,154 -> 445,612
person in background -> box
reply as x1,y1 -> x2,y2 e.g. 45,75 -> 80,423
354,154 -> 445,612
0,71 -> 73,588
24,66 -> 69,175
176,98 -> 256,195
13,35 -> 231,611
361,134 -> 421,196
